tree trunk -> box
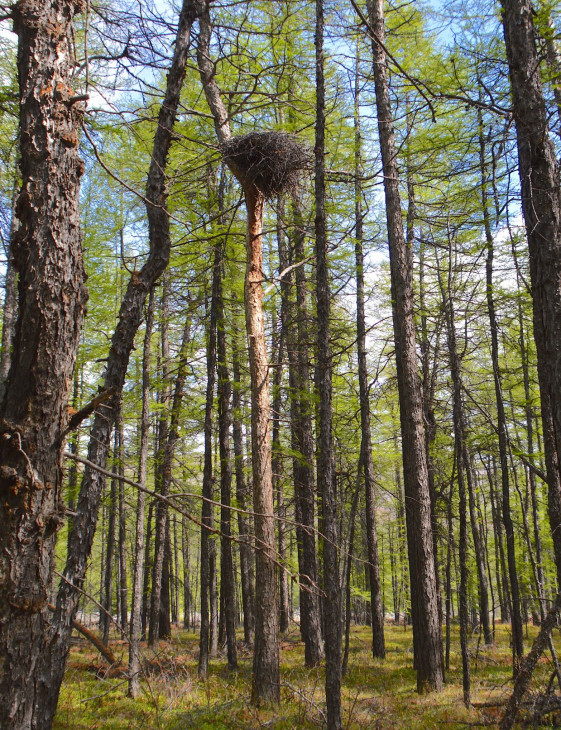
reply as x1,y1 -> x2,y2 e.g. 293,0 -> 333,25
244,186 -> 280,704
182,513 -> 191,630
128,288 -> 155,697
149,280 -> 171,646
288,199 -> 323,666
478,110 -> 524,665
365,0 -> 443,693
100,425 -> 118,646
195,1 -> 279,701
215,228 -> 237,670
116,413 -> 128,634
36,2 -> 200,724
315,2 -> 342,726
0,2 -> 88,727
438,244 -> 470,706
152,304 -> 193,643
232,341 -> 255,646
353,58 -> 385,659
198,241 -> 218,679
0,185 -> 19,402
501,0 -> 561,593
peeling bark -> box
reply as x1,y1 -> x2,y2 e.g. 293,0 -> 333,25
0,2 -> 88,727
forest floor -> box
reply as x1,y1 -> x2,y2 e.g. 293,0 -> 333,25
53,621 -> 561,729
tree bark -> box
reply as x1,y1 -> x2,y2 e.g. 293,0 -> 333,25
501,0 -> 561,592
232,341 -> 255,646
0,2 -> 88,727
315,2 -> 342,726
244,186 -> 280,704
128,288 -> 155,697
215,228 -> 237,670
438,243 -> 470,707
195,1 -> 279,701
478,111 -> 524,664
0,185 -> 19,402
288,199 -> 323,666
149,279 -> 172,646
198,242 -> 218,679
366,0 -> 443,693
354,58 -> 385,659
35,2 -> 200,725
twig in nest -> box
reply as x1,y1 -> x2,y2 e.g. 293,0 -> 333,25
221,131 -> 309,199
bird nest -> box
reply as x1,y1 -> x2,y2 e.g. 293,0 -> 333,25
221,131 -> 309,199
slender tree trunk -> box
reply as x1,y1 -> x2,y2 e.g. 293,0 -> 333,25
37,3 -> 200,724
232,341 -> 255,646
141,502 -> 154,637
182,514 -> 191,630
288,200 -> 323,666
354,58 -> 385,659
149,280 -> 171,646
199,243 -> 218,678
464,446 -> 493,645
478,109 -> 524,666
271,251 -> 289,634
316,3 -> 342,726
365,0 -> 443,693
116,413 -> 128,634
215,229 -> 237,670
100,425 -> 118,646
438,245 -> 470,707
128,288 -> 155,697
0,185 -> 18,402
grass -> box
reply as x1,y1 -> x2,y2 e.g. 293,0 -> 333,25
53,621 -> 561,728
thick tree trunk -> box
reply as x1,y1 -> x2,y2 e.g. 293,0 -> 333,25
501,0 -> 561,591
366,0 -> 443,693
315,3 -> 342,726
0,2 -> 88,727
36,3 -> 200,725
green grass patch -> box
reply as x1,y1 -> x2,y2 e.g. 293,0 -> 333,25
53,622 -> 561,728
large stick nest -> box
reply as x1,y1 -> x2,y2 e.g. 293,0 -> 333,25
221,131 -> 309,199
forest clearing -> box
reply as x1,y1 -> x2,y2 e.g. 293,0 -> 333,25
2,0 -> 561,728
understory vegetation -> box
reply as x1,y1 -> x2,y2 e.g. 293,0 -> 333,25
56,623 -> 557,729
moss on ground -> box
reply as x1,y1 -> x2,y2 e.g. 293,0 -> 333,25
53,622 -> 561,729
